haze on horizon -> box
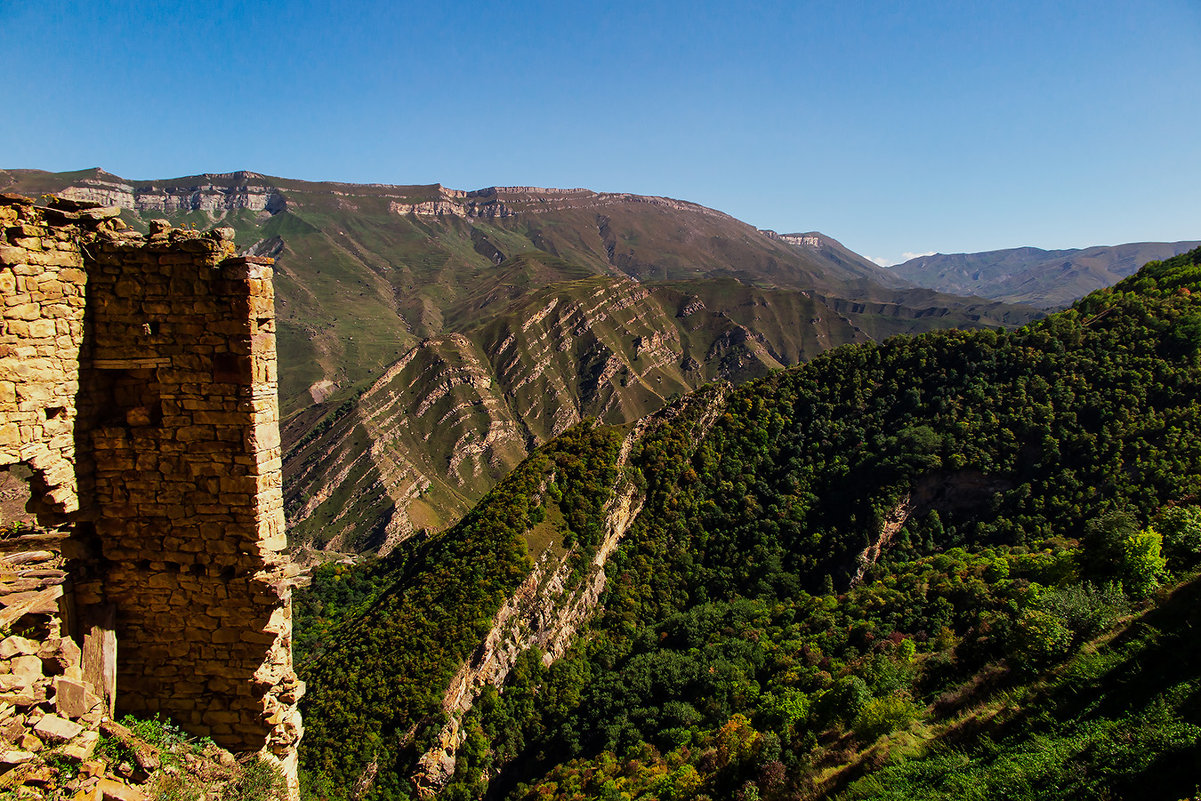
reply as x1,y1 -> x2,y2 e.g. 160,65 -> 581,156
2,0 -> 1199,266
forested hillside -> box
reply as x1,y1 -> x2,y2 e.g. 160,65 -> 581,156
294,246 -> 1201,799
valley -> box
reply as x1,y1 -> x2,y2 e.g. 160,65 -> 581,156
4,167 -> 1197,800
295,247 -> 1201,799
1,169 -> 1038,560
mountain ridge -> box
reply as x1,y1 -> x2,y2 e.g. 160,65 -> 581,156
891,240 -> 1201,307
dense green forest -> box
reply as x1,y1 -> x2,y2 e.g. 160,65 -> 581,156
297,248 -> 1201,800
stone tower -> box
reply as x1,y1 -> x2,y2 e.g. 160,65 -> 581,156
0,194 -> 302,796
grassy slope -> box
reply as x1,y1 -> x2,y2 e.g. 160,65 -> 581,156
837,573 -> 1201,800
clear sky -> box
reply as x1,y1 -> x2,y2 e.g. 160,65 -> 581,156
3,0 -> 1199,265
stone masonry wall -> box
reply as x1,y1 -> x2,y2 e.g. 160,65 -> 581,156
0,195 -> 301,796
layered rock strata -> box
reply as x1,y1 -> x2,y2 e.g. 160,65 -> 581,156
412,385 -> 732,794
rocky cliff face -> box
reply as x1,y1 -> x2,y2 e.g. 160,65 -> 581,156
409,386 -> 731,795
282,267 -> 1040,560
58,171 -> 286,215
283,277 -> 706,556
281,271 -> 910,558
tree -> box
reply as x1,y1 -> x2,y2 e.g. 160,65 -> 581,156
1156,506 -> 1201,570
1121,526 -> 1166,598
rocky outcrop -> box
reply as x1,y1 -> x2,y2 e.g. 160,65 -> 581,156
853,493 -> 913,586
285,272 -> 860,562
388,184 -> 738,221
284,278 -> 702,559
388,200 -> 469,218
851,470 -> 1015,586
59,171 -> 286,216
410,385 -> 732,795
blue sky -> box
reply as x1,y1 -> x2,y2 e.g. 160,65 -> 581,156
3,0 -> 1199,264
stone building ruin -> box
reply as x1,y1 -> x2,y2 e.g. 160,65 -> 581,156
0,194 -> 302,795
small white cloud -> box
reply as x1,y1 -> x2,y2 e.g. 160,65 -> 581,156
869,256 -> 891,267
901,251 -> 936,262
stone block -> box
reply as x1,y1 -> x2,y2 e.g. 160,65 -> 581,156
0,715 -> 22,740
0,748 -> 34,767
0,636 -> 39,659
53,676 -> 91,718
30,249 -> 80,268
25,318 -> 57,339
32,713 -> 82,743
213,628 -> 243,644
8,655 -> 43,685
61,732 -> 99,761
8,302 -> 41,321
97,778 -> 148,801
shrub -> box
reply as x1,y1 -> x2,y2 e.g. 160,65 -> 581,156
852,693 -> 922,741
1122,527 -> 1167,598
1037,582 -> 1128,642
1009,608 -> 1074,672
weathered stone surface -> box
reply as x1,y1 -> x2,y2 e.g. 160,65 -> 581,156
0,715 -> 23,740
33,713 -> 83,742
9,654 -> 44,685
0,635 -> 39,658
53,676 -> 92,718
0,748 -> 35,766
61,728 -> 100,761
97,778 -> 149,801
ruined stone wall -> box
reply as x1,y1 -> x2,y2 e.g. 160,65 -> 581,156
0,195 -> 301,795
0,196 -> 90,522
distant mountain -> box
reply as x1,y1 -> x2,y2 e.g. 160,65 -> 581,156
761,229 -> 906,291
891,240 -> 1201,307
0,168 -> 1040,558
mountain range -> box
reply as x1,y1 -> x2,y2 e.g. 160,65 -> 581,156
890,241 -> 1201,308
0,168 -> 1039,559
6,166 -> 1200,799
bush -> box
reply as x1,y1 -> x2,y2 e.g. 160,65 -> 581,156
1009,608 -> 1074,672
1122,527 -> 1167,598
852,693 -> 922,741
1037,582 -> 1128,642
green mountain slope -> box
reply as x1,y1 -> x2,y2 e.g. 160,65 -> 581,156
0,168 -> 1040,559
295,248 -> 1201,799
891,241 -> 1201,308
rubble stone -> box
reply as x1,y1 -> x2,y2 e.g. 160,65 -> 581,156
0,748 -> 35,766
97,778 -> 148,801
33,713 -> 83,743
